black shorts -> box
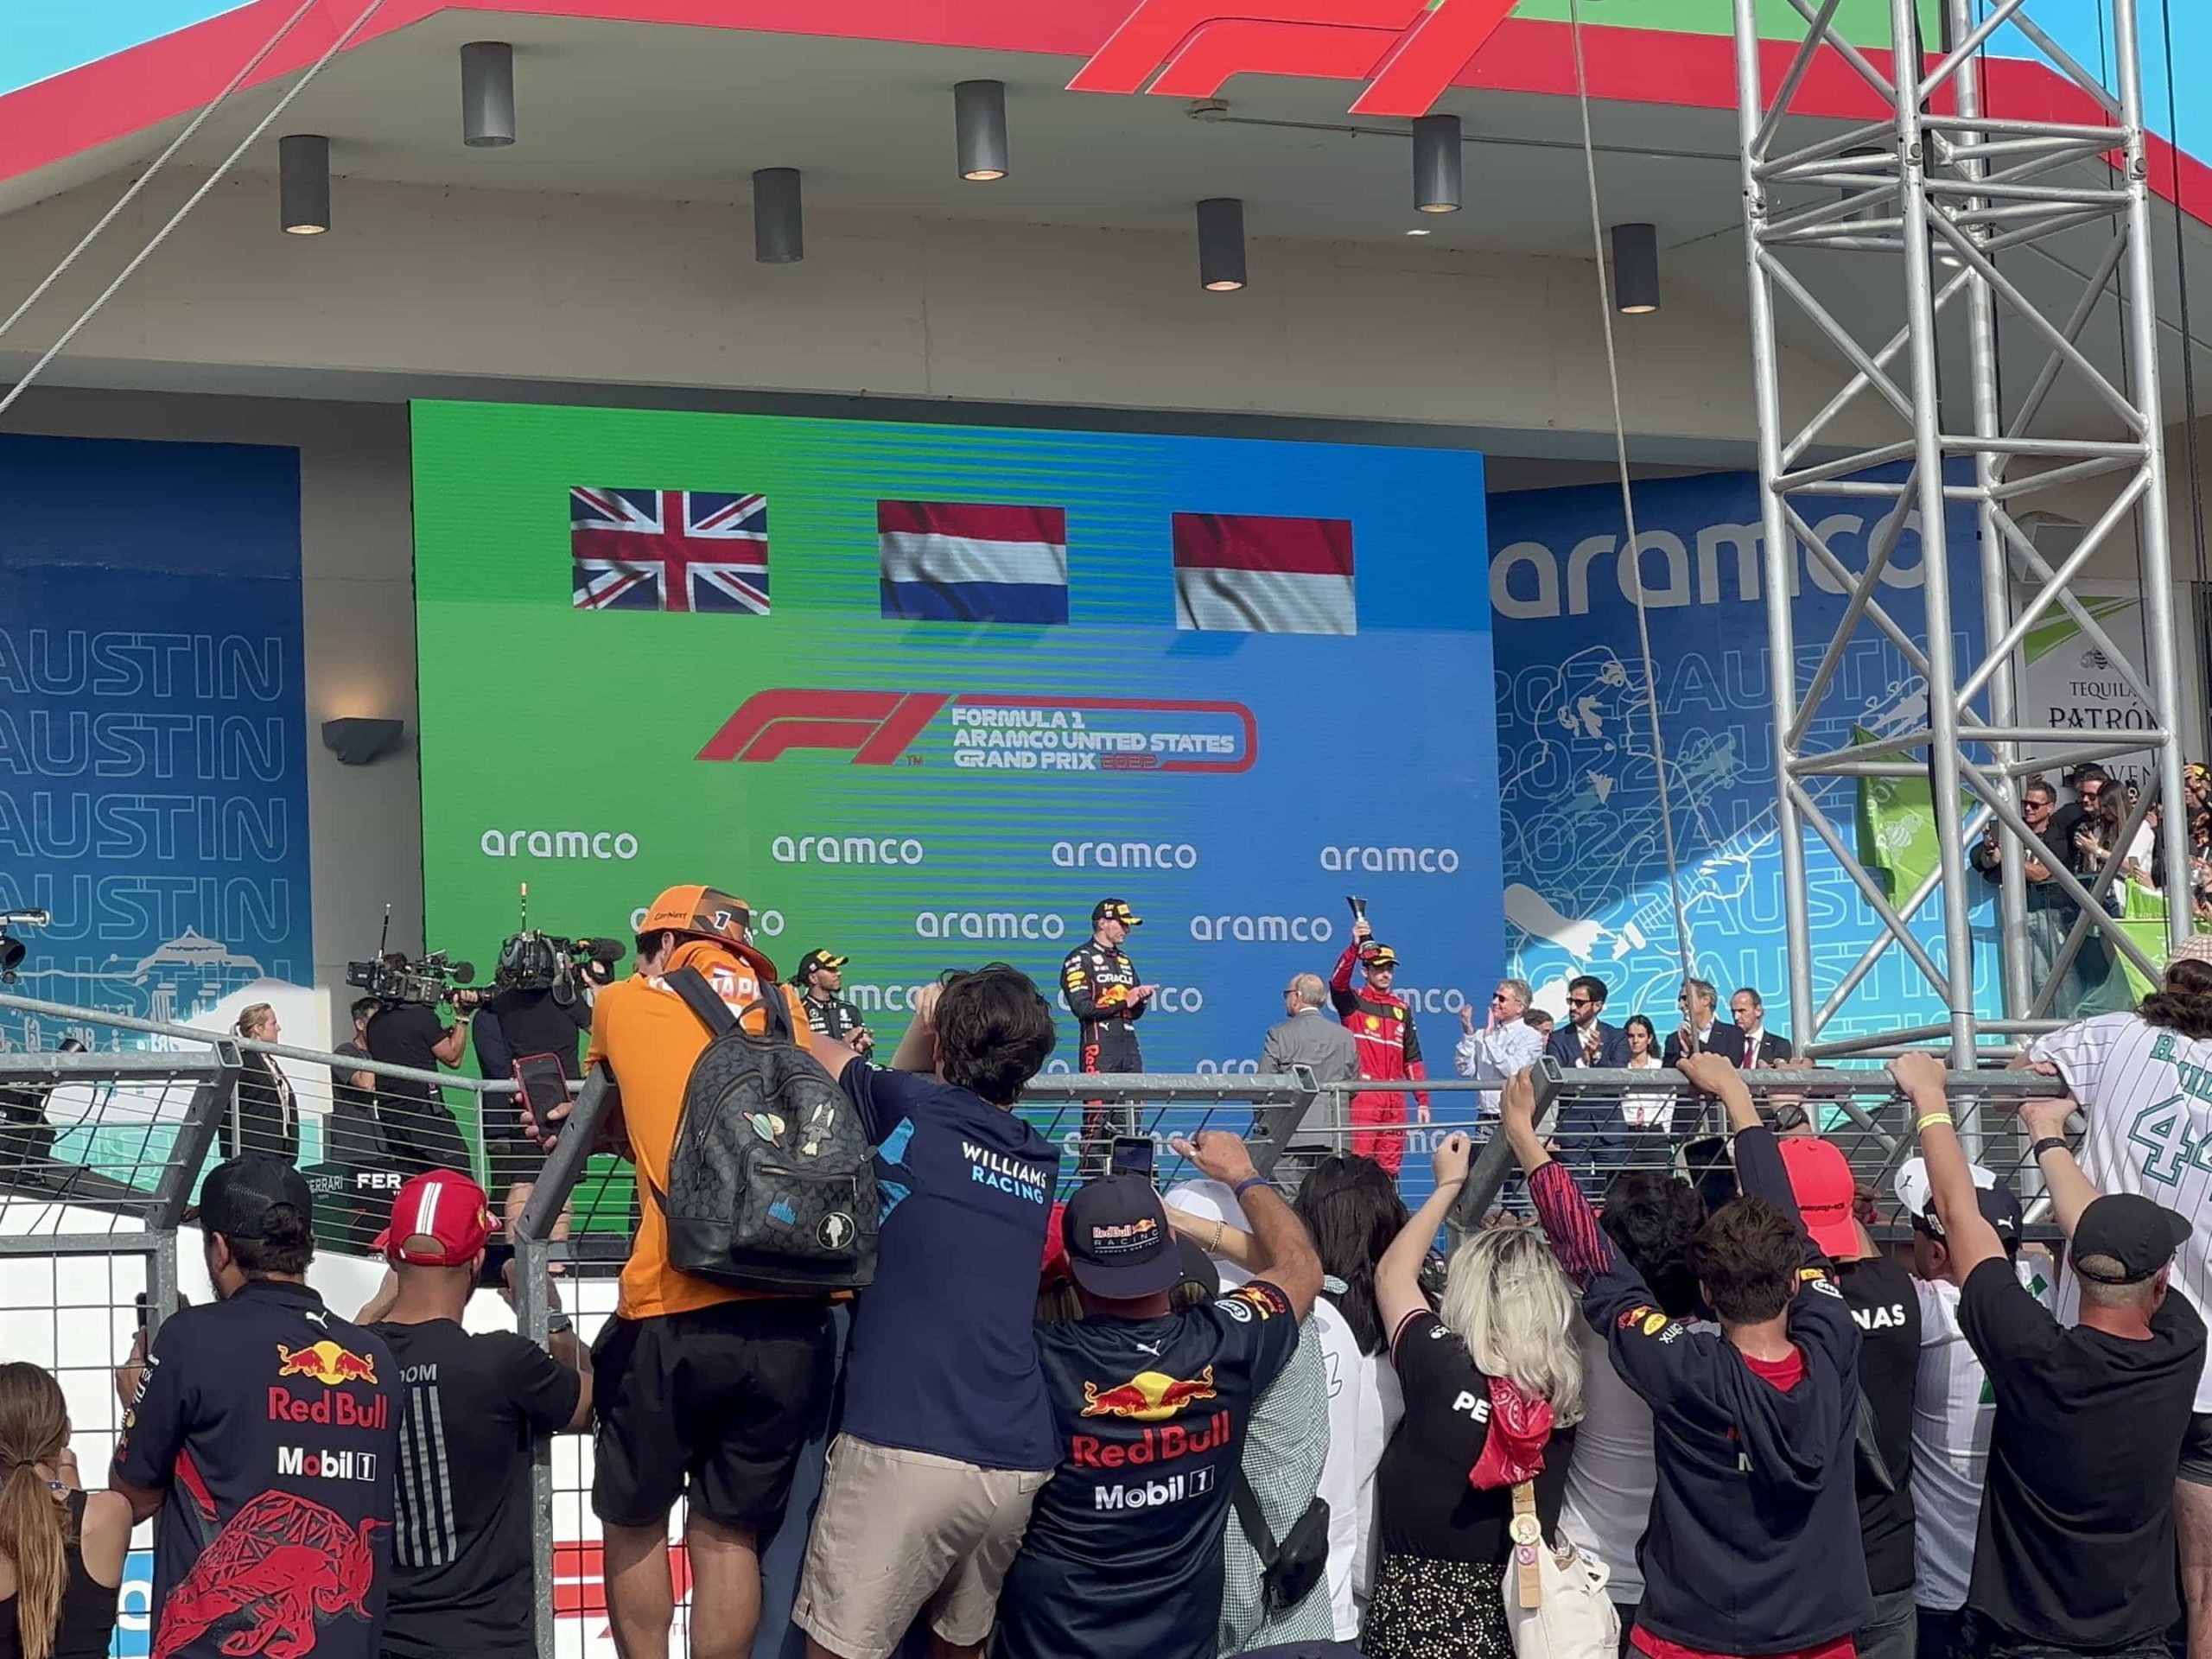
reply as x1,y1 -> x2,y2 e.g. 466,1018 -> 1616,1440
483,1137 -> 543,1207
590,1298 -> 834,1536
2183,1410 -> 2212,1488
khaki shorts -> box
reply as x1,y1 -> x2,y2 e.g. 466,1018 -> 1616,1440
792,1433 -> 1049,1659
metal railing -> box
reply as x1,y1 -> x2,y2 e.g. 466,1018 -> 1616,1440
0,982 -> 2096,1657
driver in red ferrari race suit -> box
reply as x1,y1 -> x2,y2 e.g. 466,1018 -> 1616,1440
1328,918 -> 1430,1176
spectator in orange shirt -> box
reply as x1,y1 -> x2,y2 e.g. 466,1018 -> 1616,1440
564,885 -> 827,1659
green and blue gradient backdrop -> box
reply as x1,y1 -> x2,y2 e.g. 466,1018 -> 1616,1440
411,400 -> 1495,1166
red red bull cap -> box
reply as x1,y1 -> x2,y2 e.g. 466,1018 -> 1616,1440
374,1169 -> 495,1267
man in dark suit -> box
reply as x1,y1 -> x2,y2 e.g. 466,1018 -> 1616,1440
1546,975 -> 1634,1189
1661,977 -> 1747,1068
1728,987 -> 1794,1070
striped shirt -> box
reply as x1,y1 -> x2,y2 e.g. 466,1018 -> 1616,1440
2031,1013 -> 2212,1411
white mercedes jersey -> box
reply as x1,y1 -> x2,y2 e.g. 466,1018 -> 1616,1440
2031,1012 -> 2212,1412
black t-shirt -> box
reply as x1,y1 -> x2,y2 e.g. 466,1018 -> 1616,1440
367,1005 -> 449,1103
482,988 -> 588,1074
113,1280 -> 397,1659
329,1041 -> 372,1111
1376,1310 -> 1576,1565
365,1319 -> 580,1659
1838,1255 -> 1919,1596
1960,1255 -> 2206,1645
995,1282 -> 1301,1659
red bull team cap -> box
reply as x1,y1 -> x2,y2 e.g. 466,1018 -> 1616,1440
1091,898 -> 1142,927
1062,1174 -> 1182,1299
374,1169 -> 496,1267
193,1154 -> 315,1239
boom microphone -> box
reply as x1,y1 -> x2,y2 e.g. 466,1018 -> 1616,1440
582,938 -> 628,964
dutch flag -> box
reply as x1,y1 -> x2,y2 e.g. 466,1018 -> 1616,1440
1173,512 -> 1356,635
878,500 -> 1070,625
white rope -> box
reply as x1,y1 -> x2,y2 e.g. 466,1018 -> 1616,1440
0,0 -> 324,348
1563,0 -> 1697,984
0,0 -> 388,421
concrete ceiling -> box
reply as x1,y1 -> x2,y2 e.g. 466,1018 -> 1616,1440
5,8 -> 2211,449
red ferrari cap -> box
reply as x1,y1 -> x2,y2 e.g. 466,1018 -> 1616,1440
374,1170 -> 496,1267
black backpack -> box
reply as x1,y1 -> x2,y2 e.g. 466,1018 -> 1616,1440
641,966 -> 878,1294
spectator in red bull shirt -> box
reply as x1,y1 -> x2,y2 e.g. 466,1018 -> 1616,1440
790,967 -> 1061,1659
354,1169 -> 590,1659
993,1132 -> 1322,1659
109,1156 -> 397,1659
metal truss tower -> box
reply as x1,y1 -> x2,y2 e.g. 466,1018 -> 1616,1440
1732,0 -> 2192,1062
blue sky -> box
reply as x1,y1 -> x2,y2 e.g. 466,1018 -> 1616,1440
1,1 -> 2207,157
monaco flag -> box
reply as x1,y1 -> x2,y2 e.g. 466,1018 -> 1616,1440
1172,512 -> 1356,635
878,500 -> 1069,624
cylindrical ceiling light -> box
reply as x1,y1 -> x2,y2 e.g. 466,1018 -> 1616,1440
279,134 -> 330,235
754,168 -> 804,264
1412,113 -> 1461,214
955,79 -> 1008,181
1611,221 -> 1660,315
1196,197 -> 1245,292
461,41 -> 517,148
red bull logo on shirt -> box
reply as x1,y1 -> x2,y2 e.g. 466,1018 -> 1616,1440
1079,1365 -> 1217,1423
1072,1409 -> 1233,1469
275,1341 -> 378,1387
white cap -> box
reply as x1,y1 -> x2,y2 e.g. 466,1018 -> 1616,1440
1162,1178 -> 1253,1287
1892,1154 -> 1995,1221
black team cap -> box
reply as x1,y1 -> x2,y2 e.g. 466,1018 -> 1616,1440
2072,1192 -> 2192,1284
1062,1174 -> 1181,1299
191,1154 -> 315,1239
1091,899 -> 1143,927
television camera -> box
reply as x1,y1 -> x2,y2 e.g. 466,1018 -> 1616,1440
345,906 -> 485,1008
0,909 -> 48,983
493,886 -> 626,1006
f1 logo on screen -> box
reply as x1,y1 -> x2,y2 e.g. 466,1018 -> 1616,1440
1068,0 -> 1518,117
699,689 -> 1260,775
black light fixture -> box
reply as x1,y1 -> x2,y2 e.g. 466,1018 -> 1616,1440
955,79 -> 1008,181
1412,113 -> 1461,214
1611,221 -> 1660,315
754,168 -> 804,264
279,134 -> 329,235
1196,198 -> 1245,292
461,41 -> 516,148
321,717 -> 405,766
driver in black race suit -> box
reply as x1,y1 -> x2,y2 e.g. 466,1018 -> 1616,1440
1061,899 -> 1158,1168
1061,899 -> 1155,1073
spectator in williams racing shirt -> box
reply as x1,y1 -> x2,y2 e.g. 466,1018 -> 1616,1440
791,950 -> 872,1057
110,1156 -> 397,1659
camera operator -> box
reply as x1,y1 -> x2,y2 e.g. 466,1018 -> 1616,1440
474,934 -> 598,1217
365,957 -> 478,1178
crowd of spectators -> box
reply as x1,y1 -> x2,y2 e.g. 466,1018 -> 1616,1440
6,873 -> 2211,1659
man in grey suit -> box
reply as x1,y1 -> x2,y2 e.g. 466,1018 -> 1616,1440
1255,972 -> 1360,1187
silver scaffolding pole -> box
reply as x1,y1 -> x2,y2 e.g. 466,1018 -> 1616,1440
1731,0 -> 2193,1061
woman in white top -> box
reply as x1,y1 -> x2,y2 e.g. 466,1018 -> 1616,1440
1291,1154 -> 1409,1640
1619,1014 -> 1672,1135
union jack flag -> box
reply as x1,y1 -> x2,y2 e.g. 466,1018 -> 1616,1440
570,487 -> 771,613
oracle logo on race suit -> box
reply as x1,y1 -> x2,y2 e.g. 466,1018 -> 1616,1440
1067,0 -> 1517,117
1057,985 -> 1205,1013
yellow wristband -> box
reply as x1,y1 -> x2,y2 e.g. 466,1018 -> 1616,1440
1916,1111 -> 1955,1133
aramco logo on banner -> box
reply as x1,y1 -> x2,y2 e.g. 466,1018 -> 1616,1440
1068,0 -> 1518,117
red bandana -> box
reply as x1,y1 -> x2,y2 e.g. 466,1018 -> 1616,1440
1468,1374 -> 1555,1491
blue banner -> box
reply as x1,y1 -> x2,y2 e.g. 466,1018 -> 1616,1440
0,434 -> 311,1044
1487,465 -> 1986,1047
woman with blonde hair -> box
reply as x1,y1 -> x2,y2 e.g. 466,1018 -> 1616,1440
1363,1135 -> 1586,1659
0,1363 -> 128,1659
223,1002 -> 297,1163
